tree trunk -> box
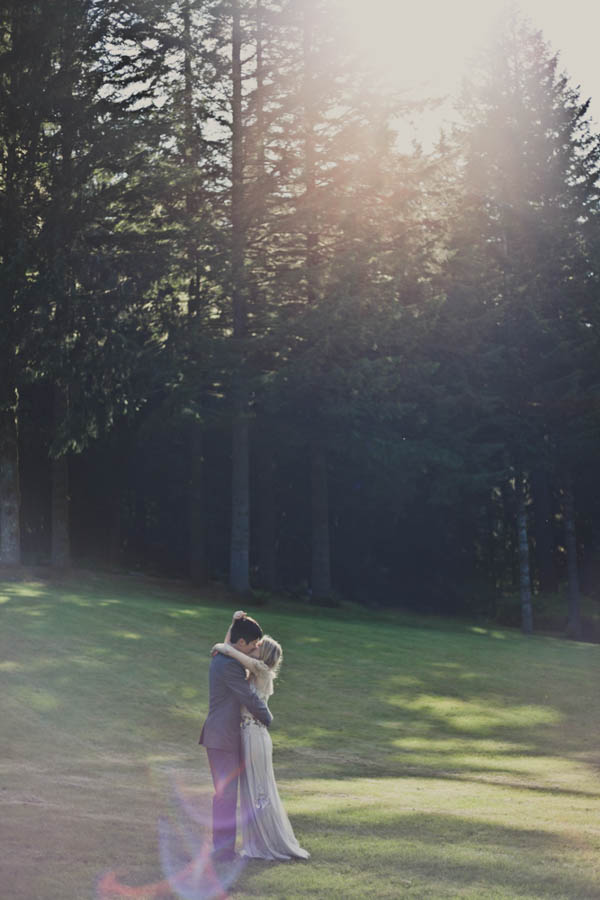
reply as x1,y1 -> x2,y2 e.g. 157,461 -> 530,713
0,11 -> 23,567
132,495 -> 147,567
531,467 -> 557,594
181,0 -> 201,315
180,1 -> 208,584
255,0 -> 266,176
516,471 -> 533,634
230,401 -> 250,593
310,441 -> 331,600
486,496 -> 497,616
229,0 -> 250,593
0,385 -> 21,565
51,385 -> 71,568
108,496 -> 122,569
231,0 -> 245,342
189,423 -> 208,585
302,5 -> 331,601
500,477 -> 517,593
51,455 -> 70,568
580,503 -> 600,595
255,439 -> 277,589
302,0 -> 318,304
564,473 -> 582,640
182,0 -> 194,158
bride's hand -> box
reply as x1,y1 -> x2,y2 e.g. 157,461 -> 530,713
211,642 -> 228,656
232,610 -> 246,621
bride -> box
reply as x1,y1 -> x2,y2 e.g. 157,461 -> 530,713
211,612 -> 309,861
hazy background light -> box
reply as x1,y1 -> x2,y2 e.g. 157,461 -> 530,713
343,0 -> 600,147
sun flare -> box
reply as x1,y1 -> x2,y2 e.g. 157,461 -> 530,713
342,0 -> 501,95
341,0 -> 600,144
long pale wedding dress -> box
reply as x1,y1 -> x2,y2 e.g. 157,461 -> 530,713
213,644 -> 309,861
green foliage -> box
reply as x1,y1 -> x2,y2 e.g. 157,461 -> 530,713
3,3 -> 600,616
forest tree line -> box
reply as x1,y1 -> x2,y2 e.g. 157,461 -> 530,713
2,1 -> 600,637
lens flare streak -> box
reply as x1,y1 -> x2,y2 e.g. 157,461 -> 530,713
96,772 -> 247,900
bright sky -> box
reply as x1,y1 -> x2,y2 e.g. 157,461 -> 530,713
345,0 -> 600,145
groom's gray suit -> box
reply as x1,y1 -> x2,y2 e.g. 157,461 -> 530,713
199,651 -> 272,858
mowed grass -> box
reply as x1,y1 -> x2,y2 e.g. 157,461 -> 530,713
1,573 -> 600,900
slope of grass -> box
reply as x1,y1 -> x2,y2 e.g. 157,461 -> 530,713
1,572 -> 599,900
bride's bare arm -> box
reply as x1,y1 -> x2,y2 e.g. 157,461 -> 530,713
212,642 -> 266,676
223,609 -> 246,644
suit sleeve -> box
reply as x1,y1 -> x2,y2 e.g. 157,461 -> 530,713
223,660 -> 273,727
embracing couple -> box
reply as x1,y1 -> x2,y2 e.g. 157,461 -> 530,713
199,611 -> 309,863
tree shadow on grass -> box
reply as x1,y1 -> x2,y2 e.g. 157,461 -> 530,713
272,628 -> 600,793
4,576 -> 600,799
3,577 -> 600,900
271,752 -> 600,805
237,809 -> 600,900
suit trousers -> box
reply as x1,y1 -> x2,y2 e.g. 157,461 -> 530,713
205,746 -> 243,857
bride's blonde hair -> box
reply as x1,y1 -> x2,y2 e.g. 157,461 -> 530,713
257,635 -> 282,679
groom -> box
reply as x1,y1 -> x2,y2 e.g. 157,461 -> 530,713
199,614 -> 273,862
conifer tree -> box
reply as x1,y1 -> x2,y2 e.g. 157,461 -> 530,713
442,9 -> 600,627
1,0 -> 180,563
0,1 -> 51,563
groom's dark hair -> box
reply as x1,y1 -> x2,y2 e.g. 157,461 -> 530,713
230,615 -> 263,644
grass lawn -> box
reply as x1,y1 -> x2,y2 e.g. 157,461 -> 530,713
1,572 -> 600,900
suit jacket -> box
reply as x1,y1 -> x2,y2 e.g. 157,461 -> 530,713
199,652 -> 273,751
